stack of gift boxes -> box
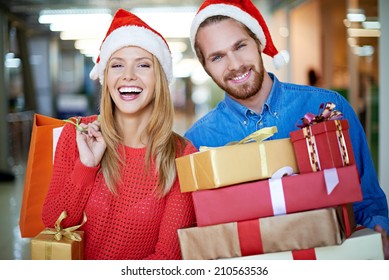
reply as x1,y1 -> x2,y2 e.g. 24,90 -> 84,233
176,104 -> 384,260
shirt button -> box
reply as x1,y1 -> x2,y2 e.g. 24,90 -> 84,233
274,112 -> 278,116
243,120 -> 247,125
250,111 -> 255,115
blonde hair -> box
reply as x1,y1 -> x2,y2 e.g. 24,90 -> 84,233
195,15 -> 260,66
99,54 -> 185,197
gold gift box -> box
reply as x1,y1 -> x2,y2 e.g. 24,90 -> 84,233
31,231 -> 84,260
176,138 -> 298,192
178,207 -> 347,260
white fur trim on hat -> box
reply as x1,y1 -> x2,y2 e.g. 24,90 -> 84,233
190,4 -> 266,54
90,25 -> 173,85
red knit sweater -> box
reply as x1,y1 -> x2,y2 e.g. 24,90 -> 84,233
42,115 -> 197,260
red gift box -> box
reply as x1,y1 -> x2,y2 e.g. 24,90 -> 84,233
192,165 -> 361,227
290,119 -> 355,173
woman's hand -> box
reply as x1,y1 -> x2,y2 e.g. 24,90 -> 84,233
75,120 -> 107,167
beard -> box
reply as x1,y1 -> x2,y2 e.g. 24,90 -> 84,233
212,65 -> 264,100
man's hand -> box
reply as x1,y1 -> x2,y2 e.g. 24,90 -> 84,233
374,225 -> 389,260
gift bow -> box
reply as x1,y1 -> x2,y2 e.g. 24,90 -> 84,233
297,102 -> 343,128
237,126 -> 278,144
41,211 -> 87,241
199,126 -> 278,152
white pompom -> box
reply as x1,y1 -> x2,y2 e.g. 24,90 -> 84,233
273,50 -> 290,69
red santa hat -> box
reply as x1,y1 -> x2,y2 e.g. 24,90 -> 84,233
90,9 -> 173,84
190,0 -> 289,69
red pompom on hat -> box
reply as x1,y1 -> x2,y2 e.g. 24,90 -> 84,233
90,9 -> 173,84
190,0 -> 289,69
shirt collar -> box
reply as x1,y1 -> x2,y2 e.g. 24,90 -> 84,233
265,72 -> 280,116
224,93 -> 250,119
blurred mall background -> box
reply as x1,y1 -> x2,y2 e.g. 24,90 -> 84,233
0,0 -> 388,259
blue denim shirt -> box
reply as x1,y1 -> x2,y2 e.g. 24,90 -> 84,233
185,73 -> 389,232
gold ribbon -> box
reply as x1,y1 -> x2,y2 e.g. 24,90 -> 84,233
303,126 -> 321,172
199,126 -> 278,151
335,120 -> 350,166
197,127 -> 278,182
63,115 -> 101,133
303,120 -> 350,172
41,211 -> 87,241
63,117 -> 87,133
237,126 -> 278,144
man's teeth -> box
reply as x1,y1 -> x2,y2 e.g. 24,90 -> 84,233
232,72 -> 249,81
119,87 -> 142,94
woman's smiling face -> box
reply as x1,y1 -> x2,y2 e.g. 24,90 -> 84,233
106,46 -> 156,117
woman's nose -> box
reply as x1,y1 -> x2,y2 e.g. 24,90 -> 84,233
123,67 -> 137,80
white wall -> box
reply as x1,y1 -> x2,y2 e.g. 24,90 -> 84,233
379,0 -> 389,203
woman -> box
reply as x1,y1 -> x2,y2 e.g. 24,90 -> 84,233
42,9 -> 197,260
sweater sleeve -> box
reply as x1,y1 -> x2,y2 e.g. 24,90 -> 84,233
42,116 -> 100,228
143,141 -> 198,260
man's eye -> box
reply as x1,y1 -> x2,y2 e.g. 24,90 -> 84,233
211,55 -> 221,62
237,44 -> 246,50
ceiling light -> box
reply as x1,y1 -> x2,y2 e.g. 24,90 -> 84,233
132,7 -> 196,38
362,21 -> 381,29
5,53 -> 21,68
39,9 -> 112,24
352,45 -> 374,57
347,28 -> 380,37
347,9 -> 366,22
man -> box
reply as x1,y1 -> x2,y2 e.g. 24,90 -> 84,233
184,0 -> 389,258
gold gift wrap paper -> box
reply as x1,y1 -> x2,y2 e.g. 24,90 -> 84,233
176,138 -> 298,192
31,231 -> 84,260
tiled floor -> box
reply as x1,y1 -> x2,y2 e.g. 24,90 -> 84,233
0,168 -> 31,260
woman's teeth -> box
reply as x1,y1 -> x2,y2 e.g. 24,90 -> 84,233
119,87 -> 142,94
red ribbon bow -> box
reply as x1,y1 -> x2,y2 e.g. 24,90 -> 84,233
297,102 -> 343,128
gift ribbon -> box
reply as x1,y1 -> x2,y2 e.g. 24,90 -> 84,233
292,249 -> 317,260
189,155 -> 199,191
63,115 -> 101,133
267,167 -> 339,215
237,126 -> 278,144
304,120 -> 350,171
41,211 -> 87,241
198,126 -> 278,181
239,126 -> 278,179
297,102 -> 343,128
199,126 -> 278,151
268,167 -> 294,216
323,168 -> 339,195
302,126 -> 321,172
335,120 -> 350,166
268,178 -> 286,216
63,117 -> 87,133
297,103 -> 349,171
237,219 -> 264,256
341,204 -> 352,237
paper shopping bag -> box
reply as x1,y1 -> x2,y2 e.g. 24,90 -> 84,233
19,114 -> 65,238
